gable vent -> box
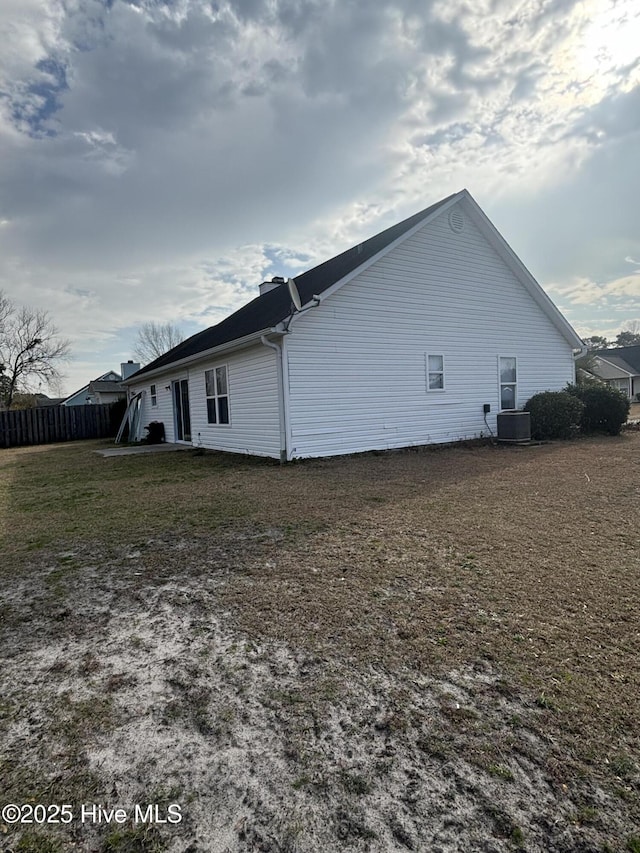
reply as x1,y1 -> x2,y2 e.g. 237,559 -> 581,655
448,210 -> 464,233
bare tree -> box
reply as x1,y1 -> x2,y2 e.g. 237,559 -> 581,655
0,291 -> 11,329
614,320 -> 640,348
0,292 -> 71,409
133,321 -> 184,365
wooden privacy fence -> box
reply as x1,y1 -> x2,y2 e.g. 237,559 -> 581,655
0,404 -> 117,449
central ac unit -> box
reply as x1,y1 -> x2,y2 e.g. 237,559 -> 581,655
496,411 -> 531,443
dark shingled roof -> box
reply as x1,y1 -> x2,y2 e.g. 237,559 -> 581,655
132,193 -> 458,379
88,380 -> 125,393
597,346 -> 640,375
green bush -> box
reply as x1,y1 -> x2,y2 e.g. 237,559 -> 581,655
523,391 -> 584,440
566,383 -> 630,435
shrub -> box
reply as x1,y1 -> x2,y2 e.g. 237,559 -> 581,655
566,383 -> 630,435
523,391 -> 584,440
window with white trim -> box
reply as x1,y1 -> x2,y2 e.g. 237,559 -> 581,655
607,378 -> 629,396
499,357 -> 517,409
427,354 -> 445,391
150,384 -> 157,407
205,365 -> 230,424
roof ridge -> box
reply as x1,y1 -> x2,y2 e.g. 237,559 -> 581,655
131,191 -> 463,378
294,192 -> 461,305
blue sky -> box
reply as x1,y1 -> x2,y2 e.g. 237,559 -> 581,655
1,0 -> 639,395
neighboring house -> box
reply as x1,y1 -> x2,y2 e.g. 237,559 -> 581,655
588,346 -> 640,399
61,362 -> 140,406
86,380 -> 127,405
123,189 -> 584,460
62,371 -> 121,406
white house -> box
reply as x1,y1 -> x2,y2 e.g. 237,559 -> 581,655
123,190 -> 584,460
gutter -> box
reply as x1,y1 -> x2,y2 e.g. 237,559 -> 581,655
122,328 -> 278,385
261,335 -> 288,463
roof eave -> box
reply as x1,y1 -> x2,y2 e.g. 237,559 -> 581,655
123,328 -> 283,384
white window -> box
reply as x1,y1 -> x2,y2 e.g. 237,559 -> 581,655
150,384 -> 157,407
607,378 -> 629,396
499,357 -> 517,409
427,354 -> 445,391
205,365 -> 230,424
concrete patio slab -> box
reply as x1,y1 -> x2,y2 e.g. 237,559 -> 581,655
95,443 -> 192,457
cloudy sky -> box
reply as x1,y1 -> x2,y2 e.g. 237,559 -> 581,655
1,0 -> 639,396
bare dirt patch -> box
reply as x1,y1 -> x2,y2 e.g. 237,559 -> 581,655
1,435 -> 639,852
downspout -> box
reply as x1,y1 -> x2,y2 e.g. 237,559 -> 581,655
261,335 -> 288,463
573,343 -> 588,384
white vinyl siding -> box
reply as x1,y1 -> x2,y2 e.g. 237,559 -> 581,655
129,346 -> 281,456
284,201 -> 576,459
191,347 -> 279,455
129,368 -> 187,443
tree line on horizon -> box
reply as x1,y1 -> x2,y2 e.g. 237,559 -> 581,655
583,323 -> 640,351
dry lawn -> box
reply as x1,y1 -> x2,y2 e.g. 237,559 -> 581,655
0,432 -> 639,853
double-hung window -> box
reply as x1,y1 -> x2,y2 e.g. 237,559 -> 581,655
427,354 -> 445,391
150,384 -> 157,407
499,357 -> 517,409
608,378 -> 629,396
205,365 -> 230,424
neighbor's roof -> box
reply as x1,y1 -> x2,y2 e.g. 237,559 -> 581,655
61,370 -> 122,404
131,193 -> 458,379
34,395 -> 65,407
594,346 -> 640,376
88,380 -> 125,394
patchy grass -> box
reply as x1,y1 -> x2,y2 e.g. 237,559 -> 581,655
0,441 -> 279,561
1,434 -> 639,851
100,825 -> 166,853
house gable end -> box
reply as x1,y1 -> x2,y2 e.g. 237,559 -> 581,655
283,201 -> 579,459
593,356 -> 635,378
291,191 -> 582,353
301,193 -> 464,310
595,346 -> 640,375
457,194 -> 583,350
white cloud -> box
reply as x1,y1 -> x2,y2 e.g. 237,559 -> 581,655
548,273 -> 640,305
0,0 -> 639,395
